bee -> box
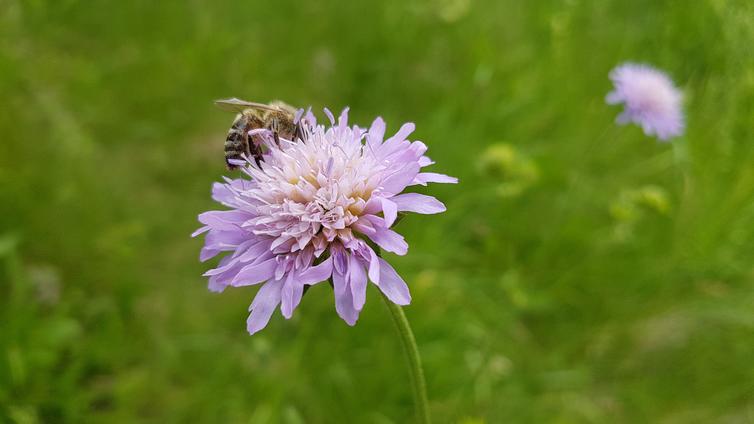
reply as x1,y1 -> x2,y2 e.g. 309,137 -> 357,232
215,98 -> 302,169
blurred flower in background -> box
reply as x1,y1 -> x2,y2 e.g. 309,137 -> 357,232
606,63 -> 685,141
193,109 -> 456,334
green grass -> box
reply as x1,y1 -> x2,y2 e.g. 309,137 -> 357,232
2,0 -> 754,422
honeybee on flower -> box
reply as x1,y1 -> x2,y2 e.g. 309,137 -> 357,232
193,107 -> 457,334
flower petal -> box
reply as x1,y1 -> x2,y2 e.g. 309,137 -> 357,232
324,108 -> 335,125
385,122 -> 415,145
418,156 -> 434,167
200,247 -> 221,262
412,172 -> 458,186
299,257 -> 333,285
367,117 -> 386,148
381,162 -> 421,195
367,248 -> 380,283
211,181 -> 250,207
369,228 -> 408,256
376,258 -> 411,305
381,198 -> 398,227
605,91 -> 623,105
332,245 -> 348,274
208,275 -> 227,293
333,270 -> 360,325
337,107 -> 350,130
231,258 -> 277,287
280,273 -> 304,319
236,240 -> 273,262
349,254 -> 368,310
191,226 -> 210,238
391,193 -> 446,214
247,279 -> 283,335
198,210 -> 249,231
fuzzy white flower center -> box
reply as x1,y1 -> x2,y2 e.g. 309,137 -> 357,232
247,124 -> 382,255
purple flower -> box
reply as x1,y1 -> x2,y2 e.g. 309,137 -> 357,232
193,108 -> 457,334
606,63 -> 684,141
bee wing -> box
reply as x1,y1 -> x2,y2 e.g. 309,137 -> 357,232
268,100 -> 298,114
214,98 -> 277,113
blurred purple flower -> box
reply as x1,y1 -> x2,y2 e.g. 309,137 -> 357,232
193,108 -> 456,334
606,63 -> 684,141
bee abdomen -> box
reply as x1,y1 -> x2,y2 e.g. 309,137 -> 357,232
224,114 -> 250,169
224,129 -> 244,148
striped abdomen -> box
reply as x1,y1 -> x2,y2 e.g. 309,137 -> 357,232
224,113 -> 251,169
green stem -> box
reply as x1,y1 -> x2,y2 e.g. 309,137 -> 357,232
381,292 -> 431,424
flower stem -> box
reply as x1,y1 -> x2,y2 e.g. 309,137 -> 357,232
381,292 -> 431,424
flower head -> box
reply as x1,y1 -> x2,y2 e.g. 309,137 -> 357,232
194,108 -> 457,334
606,63 -> 684,141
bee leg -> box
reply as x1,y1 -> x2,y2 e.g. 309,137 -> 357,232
249,144 -> 263,167
294,123 -> 305,142
242,136 -> 253,163
270,119 -> 281,146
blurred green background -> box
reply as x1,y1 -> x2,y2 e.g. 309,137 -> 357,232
2,0 -> 754,422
